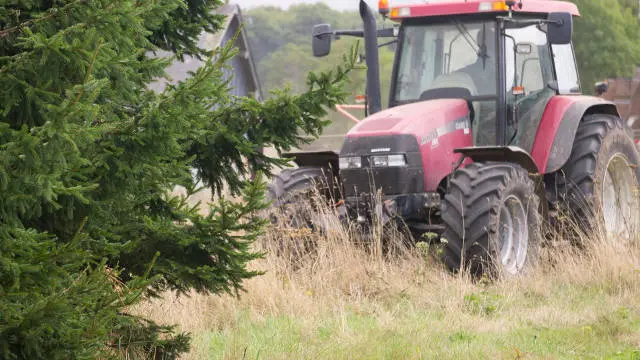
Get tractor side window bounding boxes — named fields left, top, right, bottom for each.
left=552, top=44, right=580, bottom=94
left=504, top=23, right=555, bottom=152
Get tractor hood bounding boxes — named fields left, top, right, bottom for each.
left=346, top=99, right=471, bottom=139
left=341, top=98, right=474, bottom=193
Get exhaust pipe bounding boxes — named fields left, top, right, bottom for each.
left=359, top=0, right=382, bottom=115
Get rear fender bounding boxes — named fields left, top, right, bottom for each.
left=454, top=146, right=548, bottom=217
left=530, top=96, right=619, bottom=173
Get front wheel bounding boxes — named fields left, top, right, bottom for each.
left=266, top=167, right=338, bottom=231
left=441, top=162, right=541, bottom=276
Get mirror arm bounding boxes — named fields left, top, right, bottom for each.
left=334, top=30, right=365, bottom=38
left=376, top=27, right=398, bottom=38
left=377, top=39, right=398, bottom=48
left=327, top=28, right=397, bottom=39
left=312, top=30, right=362, bottom=41
left=536, top=23, right=547, bottom=35
left=498, top=17, right=560, bottom=27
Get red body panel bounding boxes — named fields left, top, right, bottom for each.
left=390, top=0, right=579, bottom=19
left=530, top=96, right=576, bottom=172
left=531, top=95, right=610, bottom=172
left=420, top=120, right=474, bottom=191
left=346, top=99, right=473, bottom=191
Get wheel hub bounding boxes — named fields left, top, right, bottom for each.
left=602, top=153, right=640, bottom=240
left=498, top=195, right=529, bottom=275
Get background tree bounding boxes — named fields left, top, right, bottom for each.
left=572, top=0, right=640, bottom=93
left=0, top=0, right=353, bottom=358
left=246, top=3, right=394, bottom=103
left=244, top=3, right=394, bottom=151
left=618, top=0, right=640, bottom=17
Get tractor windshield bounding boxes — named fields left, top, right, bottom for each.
left=394, top=20, right=498, bottom=145
left=394, top=20, right=497, bottom=103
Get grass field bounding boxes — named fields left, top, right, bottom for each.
left=137, top=205, right=640, bottom=359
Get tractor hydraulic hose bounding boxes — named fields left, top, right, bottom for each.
left=359, top=0, right=382, bottom=115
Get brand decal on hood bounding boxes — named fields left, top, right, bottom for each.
left=420, top=115, right=471, bottom=146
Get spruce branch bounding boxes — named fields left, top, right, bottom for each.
left=73, top=39, right=103, bottom=105
left=0, top=0, right=86, bottom=38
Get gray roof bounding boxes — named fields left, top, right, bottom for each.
left=204, top=4, right=242, bottom=50
left=149, top=3, right=263, bottom=100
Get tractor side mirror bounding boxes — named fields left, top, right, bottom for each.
left=312, top=24, right=333, bottom=57
left=547, top=12, right=572, bottom=45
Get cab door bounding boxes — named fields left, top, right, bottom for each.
left=504, top=22, right=556, bottom=153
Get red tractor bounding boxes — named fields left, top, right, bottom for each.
left=268, top=0, right=640, bottom=275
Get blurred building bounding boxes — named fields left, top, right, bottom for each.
left=150, top=3, right=263, bottom=101
left=600, top=68, right=640, bottom=141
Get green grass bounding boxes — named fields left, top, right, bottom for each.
left=191, top=287, right=640, bottom=360
left=137, top=217, right=640, bottom=360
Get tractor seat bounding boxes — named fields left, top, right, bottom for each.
left=420, top=71, right=480, bottom=120
left=424, top=71, right=478, bottom=99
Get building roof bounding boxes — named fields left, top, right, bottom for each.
left=149, top=3, right=263, bottom=100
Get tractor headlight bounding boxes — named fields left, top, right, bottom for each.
left=371, top=154, right=406, bottom=167
left=339, top=156, right=362, bottom=169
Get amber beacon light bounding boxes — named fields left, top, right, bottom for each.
left=378, top=0, right=390, bottom=17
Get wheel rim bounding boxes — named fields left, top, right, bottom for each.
left=498, top=195, right=529, bottom=275
left=602, top=153, right=640, bottom=239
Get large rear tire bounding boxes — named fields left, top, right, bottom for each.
left=441, top=162, right=541, bottom=276
left=559, top=114, right=640, bottom=239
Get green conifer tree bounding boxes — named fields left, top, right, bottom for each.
left=0, top=0, right=354, bottom=358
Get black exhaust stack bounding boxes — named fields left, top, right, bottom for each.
left=359, top=0, right=382, bottom=115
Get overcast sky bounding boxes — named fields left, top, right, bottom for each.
left=233, top=0, right=427, bottom=11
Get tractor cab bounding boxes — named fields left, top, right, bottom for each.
left=390, top=0, right=580, bottom=152
left=392, top=8, right=578, bottom=152
left=314, top=0, right=578, bottom=151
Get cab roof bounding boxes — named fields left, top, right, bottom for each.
left=389, top=0, right=580, bottom=20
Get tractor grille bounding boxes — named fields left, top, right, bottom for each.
left=340, top=135, right=425, bottom=197
left=341, top=153, right=425, bottom=197
left=341, top=167, right=425, bottom=197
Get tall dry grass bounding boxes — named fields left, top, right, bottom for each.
left=134, top=192, right=640, bottom=359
